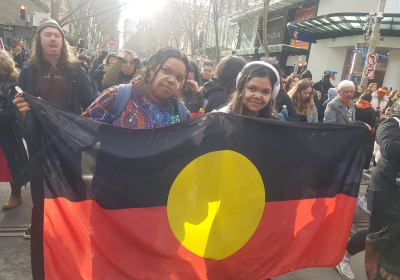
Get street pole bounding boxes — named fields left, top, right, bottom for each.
left=360, top=0, right=387, bottom=88
left=202, top=0, right=212, bottom=56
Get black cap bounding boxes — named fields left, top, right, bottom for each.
left=300, top=69, right=312, bottom=80
left=323, top=71, right=331, bottom=77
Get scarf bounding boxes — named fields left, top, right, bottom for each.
left=356, top=99, right=372, bottom=109
left=339, top=96, right=351, bottom=108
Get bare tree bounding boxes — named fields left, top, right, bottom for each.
left=210, top=0, right=227, bottom=62
left=262, top=0, right=270, bottom=57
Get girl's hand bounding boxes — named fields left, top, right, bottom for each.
left=188, top=80, right=200, bottom=93
left=13, top=93, right=31, bottom=117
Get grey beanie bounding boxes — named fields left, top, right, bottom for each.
left=36, top=18, right=64, bottom=38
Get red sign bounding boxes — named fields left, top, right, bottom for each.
left=295, top=7, right=317, bottom=21
left=367, top=53, right=378, bottom=66
left=364, top=66, right=375, bottom=79
left=0, top=38, right=4, bottom=50
left=108, top=38, right=116, bottom=46
left=200, top=55, right=207, bottom=63
left=293, top=7, right=317, bottom=48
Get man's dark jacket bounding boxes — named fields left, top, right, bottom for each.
left=18, top=61, right=94, bottom=115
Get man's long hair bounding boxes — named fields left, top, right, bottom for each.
left=30, top=32, right=77, bottom=70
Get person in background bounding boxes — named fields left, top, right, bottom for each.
left=181, top=61, right=203, bottom=114
left=313, top=71, right=334, bottom=122
left=322, top=88, right=338, bottom=108
left=90, top=50, right=108, bottom=77
left=371, top=87, right=389, bottom=119
left=219, top=61, right=281, bottom=120
left=13, top=46, right=23, bottom=70
left=388, top=90, right=398, bottom=108
left=300, top=69, right=312, bottom=82
left=284, top=73, right=300, bottom=93
left=336, top=112, right=400, bottom=280
left=92, top=52, right=116, bottom=92
left=202, top=55, right=246, bottom=113
left=19, top=41, right=30, bottom=65
left=13, top=18, right=94, bottom=238
left=78, top=49, right=91, bottom=73
left=288, top=79, right=318, bottom=123
left=271, top=61, right=298, bottom=121
left=324, top=80, right=356, bottom=124
left=355, top=93, right=376, bottom=172
left=201, top=60, right=213, bottom=85
left=353, top=85, right=363, bottom=101
left=367, top=83, right=378, bottom=93
left=101, top=49, right=144, bottom=90
left=0, top=49, right=29, bottom=210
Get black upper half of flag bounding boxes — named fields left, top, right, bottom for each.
left=26, top=95, right=369, bottom=210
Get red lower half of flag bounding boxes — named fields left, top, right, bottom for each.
left=42, top=194, right=356, bottom=280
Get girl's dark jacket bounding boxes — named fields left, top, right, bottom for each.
left=0, top=81, right=29, bottom=188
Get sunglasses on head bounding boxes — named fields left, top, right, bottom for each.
left=48, top=64, right=58, bottom=80
left=188, top=65, right=196, bottom=72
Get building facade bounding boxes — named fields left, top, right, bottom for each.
left=289, top=0, right=400, bottom=88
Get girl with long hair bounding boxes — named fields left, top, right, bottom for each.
left=288, top=79, right=318, bottom=123
left=219, top=61, right=281, bottom=119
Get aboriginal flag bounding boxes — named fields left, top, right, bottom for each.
left=26, top=94, right=368, bottom=280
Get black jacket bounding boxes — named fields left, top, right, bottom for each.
left=373, top=114, right=400, bottom=275
left=0, top=81, right=29, bottom=188
left=92, top=64, right=107, bottom=92
left=14, top=53, right=23, bottom=69
left=182, top=89, right=204, bottom=114
left=274, top=89, right=299, bottom=121
left=20, top=48, right=29, bottom=64
left=203, top=78, right=227, bottom=113
left=18, top=61, right=94, bottom=115
left=355, top=107, right=376, bottom=128
left=313, top=80, right=334, bottom=103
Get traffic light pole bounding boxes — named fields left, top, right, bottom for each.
left=360, top=0, right=386, bottom=88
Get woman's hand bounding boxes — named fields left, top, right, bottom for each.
left=103, top=65, right=110, bottom=72
left=13, top=93, right=31, bottom=117
left=187, top=80, right=200, bottom=93
left=380, top=267, right=400, bottom=280
left=117, top=50, right=128, bottom=59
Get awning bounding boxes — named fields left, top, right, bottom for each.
left=222, top=44, right=308, bottom=57
left=235, top=48, right=257, bottom=56
left=287, top=13, right=400, bottom=40
left=258, top=44, right=308, bottom=55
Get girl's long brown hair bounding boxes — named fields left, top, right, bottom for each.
left=30, top=31, right=77, bottom=70
left=288, top=79, right=314, bottom=115
left=0, top=49, right=19, bottom=83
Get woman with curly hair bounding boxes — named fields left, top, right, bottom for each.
left=288, top=79, right=318, bottom=122
left=0, top=49, right=29, bottom=209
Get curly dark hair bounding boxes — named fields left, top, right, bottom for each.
left=143, top=47, right=189, bottom=88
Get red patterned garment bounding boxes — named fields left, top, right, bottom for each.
left=82, top=78, right=189, bottom=129
left=0, top=145, right=13, bottom=183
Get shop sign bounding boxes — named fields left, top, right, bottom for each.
left=291, top=7, right=317, bottom=49
left=0, top=24, right=14, bottom=31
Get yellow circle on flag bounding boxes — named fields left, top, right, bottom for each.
left=167, top=150, right=265, bottom=260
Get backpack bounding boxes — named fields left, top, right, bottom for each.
left=106, top=84, right=190, bottom=125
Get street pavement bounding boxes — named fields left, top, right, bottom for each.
left=0, top=179, right=370, bottom=280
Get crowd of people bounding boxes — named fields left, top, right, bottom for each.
left=1, top=17, right=399, bottom=280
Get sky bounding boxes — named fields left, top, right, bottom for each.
left=120, top=0, right=168, bottom=25
left=118, top=0, right=168, bottom=47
